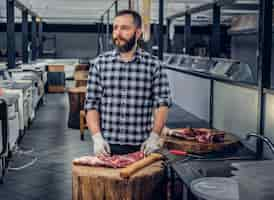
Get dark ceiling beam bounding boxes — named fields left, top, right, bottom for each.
left=14, top=0, right=40, bottom=17
left=189, top=3, right=215, bottom=15
left=101, top=0, right=117, bottom=17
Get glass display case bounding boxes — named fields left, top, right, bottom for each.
left=191, top=58, right=216, bottom=72
left=165, top=53, right=255, bottom=84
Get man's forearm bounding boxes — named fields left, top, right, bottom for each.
left=152, top=106, right=169, bottom=135
left=86, top=110, right=101, bottom=136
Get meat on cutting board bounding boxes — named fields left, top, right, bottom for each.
left=73, top=151, right=145, bottom=168
left=168, top=128, right=225, bottom=144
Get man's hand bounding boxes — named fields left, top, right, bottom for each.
left=92, top=133, right=111, bottom=156
left=141, top=132, right=162, bottom=155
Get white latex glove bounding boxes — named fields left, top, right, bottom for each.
left=141, top=132, right=162, bottom=155
left=92, top=133, right=111, bottom=156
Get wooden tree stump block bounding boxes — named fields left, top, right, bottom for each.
left=72, top=161, right=166, bottom=200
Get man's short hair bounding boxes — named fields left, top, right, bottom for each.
left=115, top=9, right=142, bottom=28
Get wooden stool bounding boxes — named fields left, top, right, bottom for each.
left=67, top=87, right=86, bottom=131
left=74, top=71, right=88, bottom=87
left=72, top=161, right=166, bottom=200
left=80, top=110, right=87, bottom=140
left=75, top=79, right=88, bottom=87
left=75, top=64, right=89, bottom=71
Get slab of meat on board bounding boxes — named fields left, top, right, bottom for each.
left=73, top=151, right=145, bottom=168
left=168, top=128, right=225, bottom=144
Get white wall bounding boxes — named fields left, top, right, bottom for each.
left=213, top=81, right=258, bottom=138
left=264, top=93, right=274, bottom=159
left=166, top=68, right=210, bottom=122
left=0, top=32, right=98, bottom=59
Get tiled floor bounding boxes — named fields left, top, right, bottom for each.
left=0, top=93, right=207, bottom=200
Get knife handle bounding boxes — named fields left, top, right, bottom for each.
left=169, top=149, right=188, bottom=156
left=120, top=153, right=163, bottom=179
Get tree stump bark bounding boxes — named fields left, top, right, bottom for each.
left=72, top=161, right=166, bottom=200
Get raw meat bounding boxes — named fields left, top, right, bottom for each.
left=195, top=129, right=225, bottom=143
left=73, top=156, right=105, bottom=166
left=168, top=128, right=225, bottom=144
left=170, top=128, right=196, bottom=140
left=73, top=151, right=145, bottom=168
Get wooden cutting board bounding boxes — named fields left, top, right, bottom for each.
left=162, top=128, right=240, bottom=154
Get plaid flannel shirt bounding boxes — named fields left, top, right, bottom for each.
left=85, top=49, right=172, bottom=145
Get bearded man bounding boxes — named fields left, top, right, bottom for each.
left=85, top=9, right=172, bottom=156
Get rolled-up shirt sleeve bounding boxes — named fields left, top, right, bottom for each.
left=152, top=62, right=172, bottom=108
left=84, top=59, right=102, bottom=111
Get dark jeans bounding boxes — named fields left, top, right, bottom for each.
left=110, top=144, right=141, bottom=155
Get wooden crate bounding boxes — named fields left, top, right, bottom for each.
left=48, top=86, right=65, bottom=93
left=48, top=65, right=64, bottom=72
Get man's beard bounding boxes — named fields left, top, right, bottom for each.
left=113, top=32, right=137, bottom=53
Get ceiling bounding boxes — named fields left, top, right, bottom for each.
left=0, top=0, right=260, bottom=25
